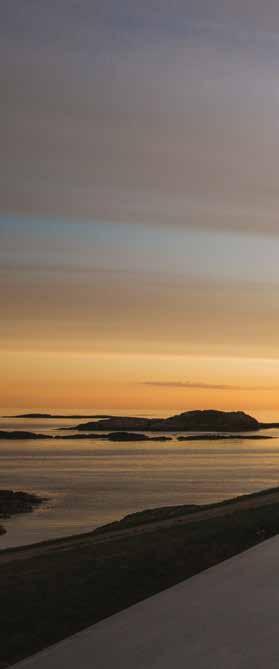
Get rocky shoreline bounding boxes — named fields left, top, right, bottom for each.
left=0, top=490, right=46, bottom=536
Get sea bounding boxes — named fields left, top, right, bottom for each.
left=1, top=408, right=279, bottom=550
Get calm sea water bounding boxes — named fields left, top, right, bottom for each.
left=1, top=408, right=279, bottom=549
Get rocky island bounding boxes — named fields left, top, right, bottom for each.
left=5, top=413, right=114, bottom=419
left=0, top=431, right=49, bottom=440
left=0, top=431, right=171, bottom=442
left=56, top=431, right=171, bottom=442
left=0, top=410, right=274, bottom=442
left=69, top=409, right=261, bottom=433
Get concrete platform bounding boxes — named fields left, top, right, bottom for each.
left=14, top=535, right=279, bottom=668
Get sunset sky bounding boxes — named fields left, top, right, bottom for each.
left=2, top=2, right=279, bottom=414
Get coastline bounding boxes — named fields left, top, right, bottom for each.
left=0, top=490, right=46, bottom=538
left=3, top=485, right=279, bottom=665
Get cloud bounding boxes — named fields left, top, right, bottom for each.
left=2, top=5, right=279, bottom=234
left=142, top=381, right=277, bottom=391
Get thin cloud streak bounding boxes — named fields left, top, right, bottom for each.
left=142, top=381, right=278, bottom=391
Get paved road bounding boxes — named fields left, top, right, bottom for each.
left=14, top=534, right=279, bottom=668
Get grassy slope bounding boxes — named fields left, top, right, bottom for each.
left=2, top=487, right=279, bottom=666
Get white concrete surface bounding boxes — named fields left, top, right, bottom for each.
left=14, top=535, right=279, bottom=668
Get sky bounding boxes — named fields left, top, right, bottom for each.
left=1, top=2, right=279, bottom=414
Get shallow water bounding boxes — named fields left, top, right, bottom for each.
left=1, top=409, right=279, bottom=549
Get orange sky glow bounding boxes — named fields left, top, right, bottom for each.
left=2, top=3, right=279, bottom=419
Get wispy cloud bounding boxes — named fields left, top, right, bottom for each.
left=142, top=381, right=277, bottom=391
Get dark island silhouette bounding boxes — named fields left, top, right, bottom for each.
left=4, top=413, right=114, bottom=420
left=0, top=430, right=272, bottom=442
left=0, top=431, right=50, bottom=440
left=5, top=409, right=279, bottom=432
left=69, top=409, right=261, bottom=433
left=0, top=430, right=171, bottom=442
left=1, top=410, right=277, bottom=441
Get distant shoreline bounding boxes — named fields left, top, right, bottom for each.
left=3, top=485, right=279, bottom=665
left=2, top=413, right=114, bottom=419
left=0, top=429, right=273, bottom=442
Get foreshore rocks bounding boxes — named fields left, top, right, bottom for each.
left=0, top=490, right=46, bottom=536
left=0, top=490, right=46, bottom=518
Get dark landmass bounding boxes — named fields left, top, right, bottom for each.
left=4, top=413, right=113, bottom=419
left=71, top=409, right=261, bottom=433
left=103, top=432, right=170, bottom=442
left=70, top=416, right=155, bottom=431
left=56, top=432, right=171, bottom=442
left=177, top=433, right=272, bottom=441
left=4, top=410, right=279, bottom=433
left=0, top=431, right=49, bottom=440
left=54, top=433, right=107, bottom=440
left=2, top=486, right=279, bottom=666
left=0, top=490, right=46, bottom=536
left=5, top=410, right=279, bottom=430
left=0, top=430, right=171, bottom=442
left=55, top=433, right=110, bottom=440
left=259, top=422, right=279, bottom=429
left=0, top=429, right=271, bottom=443
left=0, top=490, right=45, bottom=519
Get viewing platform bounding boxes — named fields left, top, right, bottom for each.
left=14, top=534, right=279, bottom=668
